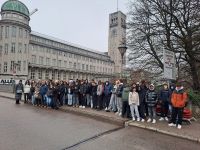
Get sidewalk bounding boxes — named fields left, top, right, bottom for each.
left=0, top=92, right=200, bottom=143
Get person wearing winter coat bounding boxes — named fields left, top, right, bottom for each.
left=146, top=84, right=158, bottom=124
left=91, top=81, right=98, bottom=109
left=115, top=79, right=124, bottom=116
left=138, top=80, right=148, bottom=122
left=129, top=87, right=140, bottom=121
left=168, top=82, right=187, bottom=129
left=108, top=82, right=117, bottom=112
left=39, top=81, right=48, bottom=107
left=67, top=82, right=74, bottom=106
left=85, top=79, right=92, bottom=107
left=121, top=85, right=131, bottom=118
left=103, top=81, right=112, bottom=111
left=73, top=81, right=80, bottom=107
left=24, top=80, right=31, bottom=103
left=97, top=80, right=104, bottom=110
left=15, top=80, right=24, bottom=104
left=79, top=80, right=87, bottom=108
left=158, top=83, right=171, bottom=121
left=58, top=81, right=66, bottom=106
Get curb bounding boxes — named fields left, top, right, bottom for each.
left=126, top=121, right=200, bottom=144
left=0, top=95, right=126, bottom=126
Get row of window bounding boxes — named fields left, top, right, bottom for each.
left=31, top=35, right=110, bottom=62
left=30, top=69, right=95, bottom=80
left=31, top=45, right=112, bottom=65
left=0, top=26, right=28, bottom=40
left=31, top=55, right=112, bottom=73
left=1, top=12, right=29, bottom=24
left=0, top=43, right=27, bottom=55
left=0, top=61, right=26, bottom=73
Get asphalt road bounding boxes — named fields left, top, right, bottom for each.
left=0, top=97, right=200, bottom=150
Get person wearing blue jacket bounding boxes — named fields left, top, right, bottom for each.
left=39, top=81, right=48, bottom=107
left=103, top=81, right=112, bottom=111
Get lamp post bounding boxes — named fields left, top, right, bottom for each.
left=118, top=42, right=127, bottom=78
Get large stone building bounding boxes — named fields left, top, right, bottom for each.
left=0, top=0, right=126, bottom=81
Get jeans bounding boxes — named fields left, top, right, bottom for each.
left=104, top=94, right=111, bottom=108
left=148, top=106, right=156, bottom=120
left=97, top=95, right=103, bottom=109
left=108, top=94, right=117, bottom=111
left=116, top=97, right=122, bottom=113
left=160, top=101, right=169, bottom=117
left=130, top=104, right=140, bottom=119
left=31, top=95, right=35, bottom=105
left=86, top=94, right=91, bottom=106
left=122, top=101, right=131, bottom=118
left=46, top=96, right=52, bottom=107
left=170, top=107, right=184, bottom=125
left=68, top=94, right=73, bottom=105
left=73, top=94, right=79, bottom=106
left=24, top=93, right=29, bottom=103
left=139, top=102, right=146, bottom=119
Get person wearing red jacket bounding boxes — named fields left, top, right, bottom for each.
left=168, top=82, right=187, bottom=129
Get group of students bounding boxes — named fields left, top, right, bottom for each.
left=15, top=78, right=188, bottom=129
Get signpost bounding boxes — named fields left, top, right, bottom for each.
left=163, top=49, right=176, bottom=80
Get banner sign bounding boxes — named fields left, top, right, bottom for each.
left=163, top=49, right=176, bottom=79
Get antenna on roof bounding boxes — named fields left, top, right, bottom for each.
left=29, top=8, right=38, bottom=16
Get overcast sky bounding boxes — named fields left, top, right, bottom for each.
left=1, top=0, right=129, bottom=52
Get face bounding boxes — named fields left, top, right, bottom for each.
left=132, top=88, right=136, bottom=92
left=164, top=85, right=168, bottom=89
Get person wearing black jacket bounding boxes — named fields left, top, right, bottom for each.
left=79, top=80, right=86, bottom=108
left=137, top=80, right=148, bottom=122
left=73, top=80, right=80, bottom=107
left=91, top=81, right=98, bottom=109
left=58, top=81, right=65, bottom=106
left=116, top=79, right=124, bottom=116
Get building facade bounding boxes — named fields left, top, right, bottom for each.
left=0, top=0, right=126, bottom=81
left=108, top=11, right=126, bottom=74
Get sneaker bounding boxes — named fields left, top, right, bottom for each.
left=152, top=119, right=156, bottom=124
left=82, top=106, right=85, bottom=109
left=159, top=117, right=164, bottom=121
left=79, top=106, right=83, bottom=108
left=165, top=117, right=168, bottom=121
left=115, top=112, right=119, bottom=115
left=168, top=123, right=176, bottom=127
left=132, top=117, right=135, bottom=121
left=177, top=124, right=182, bottom=129
left=105, top=107, right=108, bottom=111
left=147, top=118, right=152, bottom=123
left=141, top=119, right=145, bottom=122
left=137, top=118, right=140, bottom=122
left=119, top=113, right=122, bottom=116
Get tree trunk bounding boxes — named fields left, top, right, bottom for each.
left=189, top=59, right=200, bottom=90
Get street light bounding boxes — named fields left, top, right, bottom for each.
left=118, top=41, right=127, bottom=77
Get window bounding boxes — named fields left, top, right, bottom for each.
left=45, top=70, right=49, bottom=80
left=0, top=64, right=1, bottom=73
left=25, top=30, right=28, bottom=38
left=10, top=61, right=14, bottom=71
left=0, top=26, right=3, bottom=40
left=19, top=28, right=23, bottom=38
left=52, top=70, right=55, bottom=80
left=39, top=56, right=44, bottom=65
left=77, top=63, right=80, bottom=70
left=12, top=26, right=16, bottom=37
left=31, top=55, right=36, bottom=63
left=17, top=61, right=21, bottom=71
left=74, top=62, right=76, bottom=69
left=4, top=62, right=7, bottom=72
left=63, top=72, right=66, bottom=80
left=18, top=43, right=22, bottom=53
left=58, top=60, right=61, bottom=67
left=52, top=59, right=56, bottom=66
left=58, top=71, right=61, bottom=80
left=69, top=62, right=72, bottom=68
left=4, top=44, right=8, bottom=54
left=46, top=58, right=50, bottom=65
left=5, top=26, right=9, bottom=38
left=30, top=68, right=35, bottom=79
left=0, top=45, right=2, bottom=56
left=11, top=43, right=15, bottom=53
left=64, top=61, right=67, bottom=68
left=23, top=61, right=26, bottom=71
left=38, top=69, right=42, bottom=79
left=69, top=53, right=72, bottom=58
left=86, top=65, right=88, bottom=71
left=82, top=64, right=85, bottom=70
left=24, top=44, right=27, bottom=53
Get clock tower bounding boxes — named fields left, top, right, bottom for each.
left=108, top=11, right=126, bottom=74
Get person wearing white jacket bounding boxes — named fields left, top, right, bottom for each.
left=129, top=87, right=140, bottom=121
left=24, top=80, right=31, bottom=103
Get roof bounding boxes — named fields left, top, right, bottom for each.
left=1, top=0, right=29, bottom=17
left=30, top=31, right=109, bottom=57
